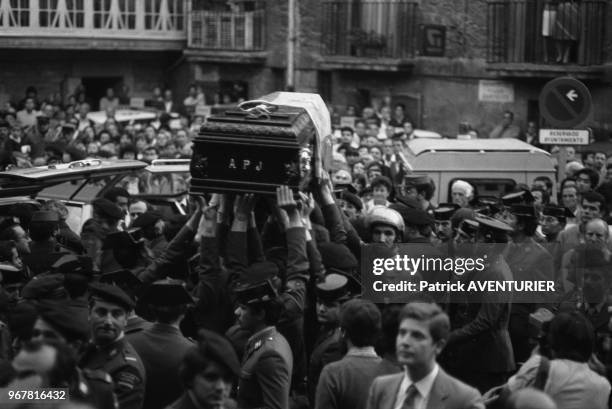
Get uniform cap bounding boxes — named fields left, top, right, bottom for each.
left=456, top=219, right=479, bottom=238
left=30, top=211, right=59, bottom=223
left=140, top=278, right=194, bottom=307
left=197, top=329, right=241, bottom=378
left=315, top=273, right=350, bottom=303
left=51, top=255, right=93, bottom=277
left=131, top=211, right=164, bottom=229
left=89, top=282, right=135, bottom=311
left=501, top=190, right=534, bottom=206
left=433, top=203, right=460, bottom=221
left=92, top=198, right=124, bottom=220
left=508, top=204, right=537, bottom=218
left=542, top=205, right=574, bottom=221
left=365, top=206, right=405, bottom=233
left=474, top=215, right=514, bottom=233
left=234, top=279, right=278, bottom=305
left=317, top=242, right=358, bottom=272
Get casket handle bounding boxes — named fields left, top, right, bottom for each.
left=238, top=100, right=279, bottom=120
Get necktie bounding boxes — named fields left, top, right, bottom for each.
left=402, top=384, right=420, bottom=409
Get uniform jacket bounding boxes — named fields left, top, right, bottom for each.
left=127, top=323, right=194, bottom=409
left=80, top=337, right=146, bottom=409
left=237, top=326, right=293, bottom=409
left=71, top=367, right=119, bottom=409
left=444, top=254, right=515, bottom=374
left=308, top=326, right=343, bottom=404
left=366, top=368, right=484, bottom=409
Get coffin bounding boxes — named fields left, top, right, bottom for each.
left=190, top=93, right=331, bottom=195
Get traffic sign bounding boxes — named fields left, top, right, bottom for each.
left=539, top=77, right=592, bottom=128
left=539, top=129, right=589, bottom=145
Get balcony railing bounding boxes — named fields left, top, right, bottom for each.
left=321, top=0, right=418, bottom=59
left=487, top=0, right=606, bottom=66
left=0, top=0, right=185, bottom=41
left=187, top=9, right=265, bottom=50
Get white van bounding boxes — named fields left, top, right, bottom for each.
left=405, top=139, right=556, bottom=204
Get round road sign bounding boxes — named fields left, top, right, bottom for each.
left=539, top=77, right=592, bottom=128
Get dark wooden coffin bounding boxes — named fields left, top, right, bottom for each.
left=190, top=104, right=318, bottom=195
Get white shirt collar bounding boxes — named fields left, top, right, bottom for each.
left=346, top=346, right=378, bottom=358
left=394, top=363, right=439, bottom=409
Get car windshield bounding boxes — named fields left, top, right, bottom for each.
left=115, top=169, right=190, bottom=196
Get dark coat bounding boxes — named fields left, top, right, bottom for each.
left=237, top=327, right=293, bottom=409
left=80, top=337, right=146, bottom=409
left=127, top=323, right=194, bottom=409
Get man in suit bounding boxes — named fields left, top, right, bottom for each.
left=127, top=279, right=194, bottom=409
left=366, top=302, right=484, bottom=409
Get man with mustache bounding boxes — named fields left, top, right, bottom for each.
left=80, top=282, right=146, bottom=409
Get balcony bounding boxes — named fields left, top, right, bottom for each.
left=0, top=0, right=186, bottom=50
left=320, top=0, right=418, bottom=71
left=184, top=8, right=266, bottom=64
left=486, top=0, right=607, bottom=79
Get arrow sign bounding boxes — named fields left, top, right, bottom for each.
left=539, top=77, right=592, bottom=128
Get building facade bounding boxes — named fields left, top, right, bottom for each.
left=0, top=0, right=610, bottom=137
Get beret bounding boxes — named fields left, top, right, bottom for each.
left=89, top=282, right=135, bottom=311
left=197, top=329, right=241, bottom=378
left=36, top=300, right=89, bottom=342
left=92, top=198, right=123, bottom=220
left=317, top=242, right=358, bottom=271
left=401, top=207, right=434, bottom=227
left=341, top=190, right=363, bottom=211
left=21, top=273, right=67, bottom=301
left=140, top=278, right=193, bottom=307
left=403, top=174, right=431, bottom=188
left=131, top=211, right=164, bottom=229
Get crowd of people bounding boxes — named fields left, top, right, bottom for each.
left=0, top=86, right=612, bottom=409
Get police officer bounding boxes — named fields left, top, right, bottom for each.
left=433, top=203, right=460, bottom=244
left=502, top=203, right=554, bottom=364
left=234, top=279, right=293, bottom=409
left=31, top=300, right=118, bottom=408
left=540, top=205, right=573, bottom=273
left=444, top=215, right=515, bottom=392
left=127, top=279, right=194, bottom=409
left=80, top=282, right=146, bottom=409
left=23, top=210, right=72, bottom=276
left=308, top=273, right=351, bottom=406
